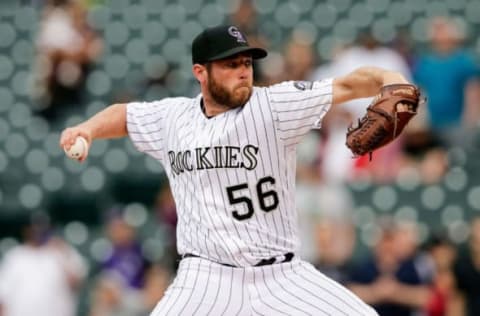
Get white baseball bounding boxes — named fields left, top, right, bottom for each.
left=64, top=136, right=88, bottom=160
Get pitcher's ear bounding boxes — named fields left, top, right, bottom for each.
left=192, top=64, right=208, bottom=83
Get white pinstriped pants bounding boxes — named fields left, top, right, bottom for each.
left=150, top=257, right=378, bottom=316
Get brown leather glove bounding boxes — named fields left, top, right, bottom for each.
left=346, top=84, right=421, bottom=159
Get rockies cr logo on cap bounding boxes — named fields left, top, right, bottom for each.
left=228, top=26, right=247, bottom=43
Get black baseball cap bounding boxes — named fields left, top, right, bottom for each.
left=191, top=25, right=267, bottom=64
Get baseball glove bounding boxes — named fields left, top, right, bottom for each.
left=346, top=83, right=421, bottom=160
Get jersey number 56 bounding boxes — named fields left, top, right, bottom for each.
left=226, top=176, right=279, bottom=221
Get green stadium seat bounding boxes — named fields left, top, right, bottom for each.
left=393, top=205, right=419, bottom=223
left=87, top=6, right=111, bottom=30
left=446, top=220, right=470, bottom=244
left=25, top=116, right=50, bottom=142
left=25, top=148, right=50, bottom=175
left=371, top=185, right=398, bottom=212
left=104, top=21, right=130, bottom=46
left=443, top=166, right=468, bottom=192
left=86, top=70, right=112, bottom=97
left=144, top=156, right=164, bottom=174
left=466, top=185, right=480, bottom=211
left=102, top=148, right=129, bottom=173
left=352, top=205, right=376, bottom=227
left=0, top=22, right=16, bottom=48
left=292, top=0, right=316, bottom=13
left=332, top=19, right=357, bottom=45
left=387, top=2, right=413, bottom=26
left=0, top=117, right=11, bottom=142
left=0, top=88, right=14, bottom=113
left=179, top=0, right=203, bottom=14
left=0, top=237, right=19, bottom=256
left=104, top=54, right=130, bottom=79
left=420, top=185, right=446, bottom=211
left=88, top=237, right=112, bottom=262
left=311, top=4, right=337, bottom=29
left=8, top=102, right=31, bottom=129
left=141, top=236, right=167, bottom=262
left=366, top=0, right=391, bottom=13
left=122, top=202, right=149, bottom=228
left=143, top=55, right=168, bottom=80
left=446, top=0, right=467, bottom=11
left=395, top=167, right=422, bottom=191
left=465, top=1, right=480, bottom=23
left=43, top=132, right=63, bottom=157
left=0, top=150, right=8, bottom=174
left=274, top=3, right=301, bottom=28
left=441, top=204, right=465, bottom=227
left=63, top=221, right=89, bottom=246
left=410, top=16, right=430, bottom=42
left=5, top=133, right=28, bottom=158
left=143, top=0, right=168, bottom=14
left=123, top=138, right=142, bottom=157
left=125, top=39, right=149, bottom=64
left=329, top=0, right=353, bottom=12
left=11, top=39, right=34, bottom=66
left=13, top=7, right=37, bottom=32
left=123, top=5, right=147, bottom=30
left=41, top=167, right=66, bottom=192
left=292, top=21, right=318, bottom=43
left=161, top=39, right=187, bottom=63
left=18, top=183, right=44, bottom=210
left=107, top=0, right=130, bottom=13
left=80, top=166, right=107, bottom=192
left=0, top=55, right=14, bottom=81
left=371, top=18, right=397, bottom=43
left=142, top=20, right=167, bottom=46
left=198, top=3, right=225, bottom=27
left=11, top=70, right=30, bottom=97
left=253, top=0, right=278, bottom=14
left=160, top=4, right=187, bottom=30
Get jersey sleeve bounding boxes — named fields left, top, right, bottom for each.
left=126, top=100, right=170, bottom=162
left=266, top=79, right=333, bottom=145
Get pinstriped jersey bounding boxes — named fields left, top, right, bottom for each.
left=126, top=79, right=333, bottom=267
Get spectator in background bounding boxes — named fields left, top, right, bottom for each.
left=278, top=31, right=317, bottom=82
left=89, top=206, right=173, bottom=316
left=0, top=213, right=87, bottom=316
left=100, top=209, right=149, bottom=290
left=88, top=207, right=150, bottom=316
left=424, top=235, right=463, bottom=316
left=33, top=0, right=102, bottom=120
left=347, top=217, right=431, bottom=316
left=454, top=217, right=480, bottom=316
left=311, top=29, right=413, bottom=183
left=89, top=264, right=170, bottom=316
left=413, top=16, right=480, bottom=148
left=295, top=180, right=355, bottom=263
left=313, top=218, right=356, bottom=285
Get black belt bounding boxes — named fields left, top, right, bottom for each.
left=183, top=252, right=294, bottom=268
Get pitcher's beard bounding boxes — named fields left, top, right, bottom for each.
left=208, top=77, right=252, bottom=109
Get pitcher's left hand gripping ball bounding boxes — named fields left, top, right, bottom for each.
left=346, top=83, right=422, bottom=159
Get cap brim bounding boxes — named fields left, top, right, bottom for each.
left=206, top=46, right=267, bottom=62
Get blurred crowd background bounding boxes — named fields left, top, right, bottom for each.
left=0, top=0, right=480, bottom=315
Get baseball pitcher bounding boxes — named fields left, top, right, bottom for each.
left=60, top=25, right=420, bottom=315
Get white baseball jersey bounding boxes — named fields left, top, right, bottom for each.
left=127, top=79, right=378, bottom=316
left=127, top=79, right=332, bottom=267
